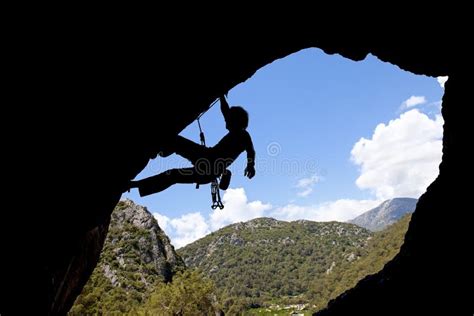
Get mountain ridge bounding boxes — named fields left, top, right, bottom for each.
left=179, top=211, right=411, bottom=313
left=178, top=217, right=373, bottom=312
left=71, top=199, right=412, bottom=314
left=349, top=197, right=417, bottom=231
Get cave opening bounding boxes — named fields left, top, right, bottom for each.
left=72, top=48, right=446, bottom=315
left=4, top=26, right=468, bottom=316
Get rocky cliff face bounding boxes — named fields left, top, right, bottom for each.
left=70, top=199, right=184, bottom=314
left=107, top=199, right=184, bottom=281
left=349, top=198, right=418, bottom=231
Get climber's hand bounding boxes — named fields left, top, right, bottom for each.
left=244, top=165, right=256, bottom=179
left=220, top=90, right=229, bottom=99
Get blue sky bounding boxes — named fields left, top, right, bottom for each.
left=122, top=48, right=446, bottom=247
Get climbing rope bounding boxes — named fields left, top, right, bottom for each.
left=196, top=98, right=219, bottom=121
left=195, top=98, right=225, bottom=210
left=197, top=118, right=206, bottom=146
left=196, top=97, right=219, bottom=146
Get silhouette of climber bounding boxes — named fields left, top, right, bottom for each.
left=128, top=95, right=256, bottom=197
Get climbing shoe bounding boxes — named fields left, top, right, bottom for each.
left=219, top=169, right=232, bottom=190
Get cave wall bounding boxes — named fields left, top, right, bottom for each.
left=2, top=25, right=469, bottom=315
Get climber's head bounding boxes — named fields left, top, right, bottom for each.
left=226, top=106, right=249, bottom=131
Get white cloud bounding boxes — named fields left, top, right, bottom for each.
left=209, top=188, right=272, bottom=230
left=153, top=212, right=170, bottom=231
left=153, top=212, right=210, bottom=249
left=400, top=96, right=427, bottom=109
left=295, top=174, right=320, bottom=197
left=351, top=109, right=443, bottom=200
left=271, top=199, right=381, bottom=222
left=169, top=213, right=210, bottom=248
left=296, top=175, right=320, bottom=188
left=437, top=76, right=448, bottom=89
left=297, top=188, right=313, bottom=197
left=152, top=188, right=271, bottom=248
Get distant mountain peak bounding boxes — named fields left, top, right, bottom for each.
left=349, top=197, right=418, bottom=231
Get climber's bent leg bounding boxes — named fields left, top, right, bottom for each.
left=131, top=168, right=214, bottom=197
left=131, top=168, right=191, bottom=197
left=174, top=136, right=210, bottom=163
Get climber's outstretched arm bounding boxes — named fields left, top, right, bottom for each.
left=220, top=95, right=230, bottom=122
left=244, top=134, right=256, bottom=179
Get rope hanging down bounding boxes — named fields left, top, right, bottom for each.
left=196, top=98, right=224, bottom=210
left=196, top=97, right=219, bottom=147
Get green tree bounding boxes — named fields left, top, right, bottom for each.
left=139, top=270, right=217, bottom=315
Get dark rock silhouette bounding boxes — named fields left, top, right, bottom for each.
left=3, top=24, right=469, bottom=316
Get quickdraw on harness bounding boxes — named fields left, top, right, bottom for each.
left=196, top=98, right=225, bottom=210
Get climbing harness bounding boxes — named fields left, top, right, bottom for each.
left=196, top=98, right=225, bottom=210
